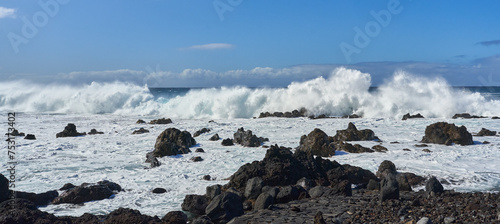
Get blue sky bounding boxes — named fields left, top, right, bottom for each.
left=0, top=0, right=499, bottom=87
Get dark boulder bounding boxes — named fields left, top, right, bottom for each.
left=162, top=211, right=188, bottom=224
left=193, top=128, right=211, bottom=137
left=396, top=174, right=412, bottom=191
left=254, top=192, right=274, bottom=210
left=136, top=119, right=146, bottom=124
left=181, top=194, right=208, bottom=216
left=244, top=177, right=263, bottom=200
left=275, top=185, right=299, bottom=203
left=452, top=113, right=485, bottom=119
left=195, top=148, right=205, bottom=153
left=342, top=114, right=361, bottom=118
left=398, top=172, right=426, bottom=186
left=191, top=156, right=204, bottom=162
left=335, top=141, right=373, bottom=153
left=152, top=188, right=167, bottom=194
left=476, top=128, right=497, bottom=136
left=341, top=164, right=378, bottom=186
left=59, top=183, right=76, bottom=191
left=367, top=179, right=380, bottom=190
left=371, top=145, right=388, bottom=152
left=24, top=134, right=36, bottom=140
left=152, top=128, right=196, bottom=157
left=380, top=173, right=399, bottom=201
left=145, top=152, right=161, bottom=168
left=233, top=127, right=268, bottom=147
left=221, top=138, right=234, bottom=146
left=149, top=118, right=173, bottom=124
left=296, top=128, right=336, bottom=157
left=205, top=192, right=243, bottom=224
left=88, top=129, right=104, bottom=135
left=52, top=181, right=121, bottom=205
left=206, top=185, right=222, bottom=200
left=209, top=134, right=220, bottom=141
left=56, top=123, right=86, bottom=138
left=402, top=113, right=424, bottom=120
left=314, top=211, right=327, bottom=224
left=0, top=199, right=62, bottom=224
left=421, top=122, right=473, bottom=145
left=308, top=181, right=352, bottom=198
left=104, top=207, right=163, bottom=224
left=6, top=129, right=25, bottom=137
left=376, top=160, right=397, bottom=179
left=132, top=128, right=150, bottom=135
left=0, top=174, right=10, bottom=203
left=15, top=190, right=58, bottom=206
left=425, top=176, right=444, bottom=196
left=333, top=122, right=379, bottom=141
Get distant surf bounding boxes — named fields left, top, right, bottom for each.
left=1, top=67, right=499, bottom=118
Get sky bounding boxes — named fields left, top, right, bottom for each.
left=0, top=0, right=499, bottom=87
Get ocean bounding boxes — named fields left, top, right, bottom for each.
left=1, top=68, right=500, bottom=217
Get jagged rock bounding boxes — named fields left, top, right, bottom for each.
left=421, top=122, right=473, bottom=145
left=297, top=128, right=336, bottom=157
left=52, top=181, right=121, bottom=205
left=162, top=211, right=188, bottom=224
left=476, top=128, right=497, bottom=136
left=425, top=176, right=444, bottom=196
left=105, top=207, right=163, bottom=224
left=149, top=118, right=173, bottom=124
left=0, top=174, right=9, bottom=203
left=398, top=172, right=426, bottom=186
left=132, top=128, right=149, bottom=135
left=152, top=188, right=167, bottom=194
left=56, top=123, right=86, bottom=138
left=244, top=177, right=263, bottom=200
left=380, top=173, right=399, bottom=201
left=15, top=190, right=58, bottom=206
left=24, top=134, right=36, bottom=140
left=233, top=127, right=268, bottom=147
left=333, top=122, right=379, bottom=141
left=205, top=192, right=243, bottom=224
left=209, top=134, right=220, bottom=141
left=335, top=141, right=373, bottom=153
left=452, top=113, right=485, bottom=119
left=221, top=138, right=234, bottom=146
left=151, top=128, right=195, bottom=157
left=402, top=113, right=424, bottom=120
left=136, top=119, right=146, bottom=124
left=181, top=194, right=208, bottom=215
left=371, top=145, right=388, bottom=152
left=308, top=181, right=352, bottom=198
left=193, top=128, right=211, bottom=137
left=88, top=129, right=104, bottom=135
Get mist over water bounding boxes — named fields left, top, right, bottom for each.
left=1, top=68, right=499, bottom=118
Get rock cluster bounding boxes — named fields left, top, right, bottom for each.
left=476, top=128, right=497, bottom=136
left=193, top=128, right=211, bottom=137
left=233, top=127, right=268, bottom=147
left=421, top=122, right=473, bottom=145
left=296, top=128, right=336, bottom=157
left=56, top=123, right=86, bottom=138
left=258, top=108, right=308, bottom=118
left=332, top=122, right=380, bottom=142
left=402, top=113, right=424, bottom=120
left=149, top=128, right=196, bottom=157
left=452, top=113, right=486, bottom=119
left=6, top=129, right=25, bottom=136
left=149, top=118, right=173, bottom=124
left=53, top=180, right=122, bottom=205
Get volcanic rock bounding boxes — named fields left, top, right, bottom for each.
left=297, top=128, right=336, bottom=157
left=105, top=207, right=163, bottom=224
left=193, top=128, right=211, bottom=137
left=371, top=145, right=388, bottom=152
left=152, top=188, right=167, bottom=194
left=244, top=177, right=263, bottom=200
left=24, top=134, right=36, bottom=140
left=145, top=152, right=161, bottom=168
left=221, top=138, right=234, bottom=146
left=136, top=119, right=146, bottom=124
left=191, top=156, right=203, bottom=162
left=425, top=176, right=444, bottom=196
left=52, top=181, right=121, bottom=205
left=181, top=194, right=208, bottom=215
left=333, top=122, right=379, bottom=141
left=233, top=127, right=268, bottom=147
left=259, top=108, right=308, bottom=118
left=195, top=148, right=205, bottom=153
left=88, top=129, right=104, bottom=135
left=0, top=199, right=62, bottom=224
left=376, top=160, right=397, bottom=179
left=15, top=190, right=58, bottom=206
left=0, top=174, right=9, bottom=203
left=151, top=128, right=195, bottom=157
left=476, top=128, right=497, bottom=136
left=56, top=123, right=86, bottom=138
left=5, top=129, right=25, bottom=137
left=59, top=183, right=76, bottom=191
left=380, top=173, right=399, bottom=201
left=162, top=211, right=188, bottom=224
left=254, top=192, right=274, bottom=210
left=335, top=141, right=373, bottom=153
left=205, top=192, right=244, bottom=224
left=149, top=118, right=173, bottom=124
left=132, top=128, right=149, bottom=134
left=421, top=122, right=473, bottom=145
left=209, top=134, right=220, bottom=141
left=452, top=113, right=485, bottom=119
left=402, top=113, right=424, bottom=120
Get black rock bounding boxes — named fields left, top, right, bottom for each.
left=206, top=185, right=221, bottom=200
left=5, top=129, right=25, bottom=137
left=221, top=138, right=234, bottom=146
left=193, top=128, right=211, bottom=137
left=152, top=128, right=195, bottom=157
left=376, top=160, right=397, bottom=179
left=476, top=128, right=497, bottom=136
left=209, top=134, right=220, bottom=141
left=145, top=151, right=161, bottom=168
left=396, top=173, right=412, bottom=191
left=203, top=175, right=212, bottom=181
left=452, top=113, right=485, bottom=119
left=52, top=181, right=121, bottom=205
left=136, top=119, right=146, bottom=124
left=371, top=145, right=388, bottom=152
left=244, top=177, right=263, bottom=200
left=297, top=128, right=336, bottom=157
left=15, top=190, right=58, bottom=206
left=149, top=118, right=173, bottom=124
left=181, top=194, right=208, bottom=215
left=314, top=211, right=327, bottom=224
left=0, top=174, right=10, bottom=203
left=421, top=122, right=473, bottom=145
left=333, top=122, right=379, bottom=141
left=0, top=199, right=61, bottom=224
left=105, top=207, right=163, bottom=224
left=335, top=141, right=373, bottom=153
left=402, top=113, right=424, bottom=120
left=275, top=185, right=300, bottom=203
left=195, top=148, right=205, bottom=153
left=152, top=188, right=167, bottom=194
left=24, top=134, right=36, bottom=140
left=205, top=192, right=243, bottom=224
left=367, top=179, right=380, bottom=190
left=59, top=183, right=76, bottom=191
left=88, top=129, right=104, bottom=135
left=56, top=123, right=86, bottom=138
left=191, top=156, right=203, bottom=162
left=425, top=176, right=444, bottom=196
left=233, top=127, right=268, bottom=147
left=191, top=215, right=214, bottom=224
left=162, top=211, right=188, bottom=224
left=132, top=128, right=149, bottom=134
left=380, top=173, right=399, bottom=201
left=254, top=192, right=274, bottom=210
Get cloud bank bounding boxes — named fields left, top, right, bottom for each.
left=0, top=7, right=15, bottom=18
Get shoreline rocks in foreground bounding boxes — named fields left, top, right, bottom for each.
left=421, top=122, right=473, bottom=145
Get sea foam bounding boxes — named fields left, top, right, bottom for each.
left=1, top=68, right=499, bottom=118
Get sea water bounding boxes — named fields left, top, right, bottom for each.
left=0, top=68, right=499, bottom=217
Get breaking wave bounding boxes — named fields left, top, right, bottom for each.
left=1, top=68, right=499, bottom=118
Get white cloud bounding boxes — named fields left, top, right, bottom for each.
left=0, top=7, right=16, bottom=19
left=183, top=43, right=234, bottom=50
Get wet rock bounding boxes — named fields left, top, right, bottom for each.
left=296, top=177, right=315, bottom=191
left=297, top=128, right=336, bottom=157
left=105, top=207, right=163, bottom=224
left=88, top=129, right=104, bottom=135
left=452, top=113, right=485, bottom=119
left=233, top=127, right=268, bottom=147
left=162, top=211, right=188, bottom=224
left=259, top=108, right=308, bottom=118
left=15, top=190, right=58, bottom=206
left=132, top=128, right=149, bottom=134
left=244, top=177, right=263, bottom=200
left=203, top=175, right=212, bottom=181
left=476, top=128, right=497, bottom=136
left=402, top=113, right=424, bottom=120
left=380, top=173, right=399, bottom=201
left=206, top=185, right=222, bottom=200
left=193, top=128, right=211, bottom=137
left=403, top=148, right=411, bottom=151
left=333, top=122, right=379, bottom=142
left=56, top=123, right=86, bottom=138
left=376, top=160, right=397, bottom=179
left=136, top=119, right=146, bottom=124
left=181, top=194, right=208, bottom=216
left=53, top=181, right=121, bottom=205
left=151, top=128, right=195, bottom=157
left=209, top=134, right=220, bottom=141
left=336, top=141, right=373, bottom=153
left=149, top=118, right=173, bottom=124
left=425, top=176, right=444, bottom=196
left=59, top=183, right=76, bottom=191
left=23, top=134, right=36, bottom=140
left=145, top=152, right=161, bottom=168
left=254, top=192, right=274, bottom=210
left=371, top=145, right=388, bottom=152
left=221, top=138, right=234, bottom=146
left=205, top=192, right=243, bottom=224
left=414, top=144, right=428, bottom=147
left=191, top=156, right=203, bottom=162
left=152, top=188, right=167, bottom=194
left=421, top=122, right=473, bottom=146
left=422, top=149, right=432, bottom=153
left=195, top=148, right=205, bottom=153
